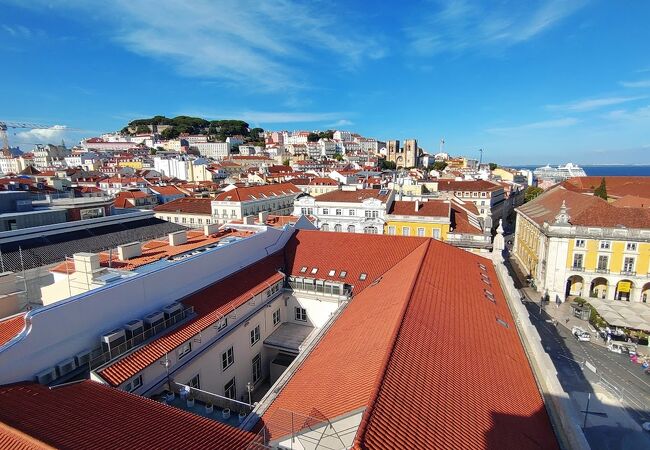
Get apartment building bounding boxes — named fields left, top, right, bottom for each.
left=293, top=187, right=393, bottom=234
left=436, top=179, right=505, bottom=223
left=195, top=142, right=231, bottom=160
left=154, top=197, right=215, bottom=228
left=0, top=227, right=559, bottom=449
left=514, top=185, right=650, bottom=303
left=211, top=182, right=302, bottom=224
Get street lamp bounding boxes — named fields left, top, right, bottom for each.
left=246, top=381, right=253, bottom=406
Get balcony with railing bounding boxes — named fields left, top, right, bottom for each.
left=89, top=305, right=194, bottom=371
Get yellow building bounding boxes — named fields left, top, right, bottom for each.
left=117, top=161, right=143, bottom=170
left=385, top=199, right=492, bottom=252
left=515, top=185, right=650, bottom=303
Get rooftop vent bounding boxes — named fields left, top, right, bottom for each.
left=35, top=367, right=57, bottom=385
left=56, top=358, right=77, bottom=377
left=117, top=242, right=142, bottom=260
left=169, top=230, right=188, bottom=246
left=484, top=289, right=496, bottom=303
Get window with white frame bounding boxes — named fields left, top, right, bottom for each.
left=188, top=374, right=200, bottom=389
left=335, top=209, right=342, bottom=215
left=221, top=347, right=234, bottom=370
left=623, top=257, right=635, bottom=273
left=432, top=228, right=441, bottom=239
left=124, top=375, right=142, bottom=392
left=575, top=239, right=585, bottom=248
left=349, top=209, right=355, bottom=216
left=600, top=240, right=611, bottom=250
left=252, top=354, right=262, bottom=384
left=417, top=227, right=425, bottom=237
left=334, top=224, right=342, bottom=232
left=217, top=317, right=228, bottom=331
left=626, top=242, right=638, bottom=251
left=273, top=308, right=281, bottom=326
left=323, top=208, right=329, bottom=215
left=178, top=342, right=192, bottom=360
left=295, top=307, right=307, bottom=321
left=388, top=226, right=396, bottom=235
left=402, top=227, right=410, bottom=236
left=250, top=325, right=261, bottom=346
left=597, top=255, right=609, bottom=271
left=321, top=223, right=329, bottom=231
left=572, top=253, right=584, bottom=269
left=224, top=377, right=236, bottom=399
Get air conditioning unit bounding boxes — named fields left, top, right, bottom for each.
left=101, top=328, right=126, bottom=353
left=56, top=358, right=77, bottom=377
left=162, top=302, right=182, bottom=320
left=74, top=349, right=92, bottom=367
left=124, top=319, right=144, bottom=340
left=143, top=311, right=165, bottom=330
left=35, top=367, right=57, bottom=385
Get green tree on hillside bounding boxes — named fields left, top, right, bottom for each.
left=524, top=186, right=544, bottom=203
left=489, top=162, right=498, bottom=171
left=307, top=132, right=319, bottom=142
left=431, top=161, right=447, bottom=171
left=594, top=178, right=608, bottom=200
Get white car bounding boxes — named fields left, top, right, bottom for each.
left=572, top=326, right=591, bottom=342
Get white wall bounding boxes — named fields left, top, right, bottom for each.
left=0, top=226, right=295, bottom=384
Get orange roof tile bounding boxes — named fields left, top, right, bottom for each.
left=212, top=182, right=301, bottom=202
left=150, top=185, right=186, bottom=196
left=312, top=189, right=389, bottom=203
left=260, top=235, right=558, bottom=449
left=388, top=200, right=450, bottom=217
left=561, top=176, right=650, bottom=199
left=154, top=197, right=212, bottom=215
left=437, top=179, right=503, bottom=192
left=97, top=253, right=284, bottom=386
left=0, top=314, right=26, bottom=347
left=0, top=381, right=257, bottom=450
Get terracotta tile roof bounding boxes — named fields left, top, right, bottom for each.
left=388, top=200, right=450, bottom=217
left=261, top=236, right=559, bottom=449
left=212, top=182, right=301, bottom=202
left=0, top=314, right=26, bottom=347
left=0, top=381, right=257, bottom=450
left=308, top=177, right=338, bottom=186
left=519, top=186, right=650, bottom=229
left=561, top=176, right=650, bottom=199
left=150, top=185, right=186, bottom=196
left=450, top=203, right=483, bottom=234
left=437, top=179, right=503, bottom=192
left=612, top=195, right=650, bottom=208
left=517, top=187, right=601, bottom=227
left=50, top=230, right=247, bottom=274
left=312, top=188, right=389, bottom=204
left=154, top=197, right=212, bottom=215
left=97, top=253, right=284, bottom=386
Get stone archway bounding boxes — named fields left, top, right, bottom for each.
left=590, top=277, right=608, bottom=299
left=615, top=279, right=634, bottom=301
left=565, top=275, right=584, bottom=297
left=642, top=282, right=650, bottom=303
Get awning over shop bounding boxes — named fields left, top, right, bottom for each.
left=588, top=298, right=650, bottom=331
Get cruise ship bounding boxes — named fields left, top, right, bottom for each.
left=533, top=163, right=587, bottom=182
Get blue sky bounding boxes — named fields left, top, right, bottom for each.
left=1, top=0, right=649, bottom=165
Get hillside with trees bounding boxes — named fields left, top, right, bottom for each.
left=120, top=116, right=263, bottom=145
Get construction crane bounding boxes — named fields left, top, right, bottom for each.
left=0, top=121, right=70, bottom=151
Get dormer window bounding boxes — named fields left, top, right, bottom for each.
left=300, top=266, right=307, bottom=273
left=311, top=268, right=318, bottom=274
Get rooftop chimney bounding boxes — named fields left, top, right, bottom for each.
left=73, top=252, right=100, bottom=275
left=117, top=242, right=142, bottom=260
left=243, top=215, right=255, bottom=225
left=259, top=211, right=269, bottom=224
left=168, top=231, right=187, bottom=246
left=204, top=223, right=220, bottom=236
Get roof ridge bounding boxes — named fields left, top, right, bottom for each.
left=352, top=239, right=432, bottom=448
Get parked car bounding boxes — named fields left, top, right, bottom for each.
left=572, top=326, right=591, bottom=342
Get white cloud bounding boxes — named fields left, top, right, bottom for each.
left=16, top=125, right=67, bottom=142
left=604, top=105, right=650, bottom=122
left=546, top=96, right=646, bottom=112
left=406, top=0, right=586, bottom=55
left=326, top=119, right=354, bottom=127
left=2, top=24, right=32, bottom=38
left=23, top=0, right=385, bottom=91
left=487, top=117, right=578, bottom=134
left=620, top=79, right=650, bottom=88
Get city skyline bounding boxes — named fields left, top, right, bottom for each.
left=1, top=0, right=649, bottom=164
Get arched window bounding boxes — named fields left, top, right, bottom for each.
left=364, top=226, right=378, bottom=234
left=321, top=223, right=329, bottom=231
left=347, top=225, right=355, bottom=233
left=334, top=224, right=342, bottom=232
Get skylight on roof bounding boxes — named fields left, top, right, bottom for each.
left=496, top=317, right=509, bottom=329
left=300, top=266, right=307, bottom=273
left=311, top=268, right=318, bottom=274
left=340, top=271, right=347, bottom=278
left=359, top=273, right=367, bottom=281
left=328, top=270, right=335, bottom=276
